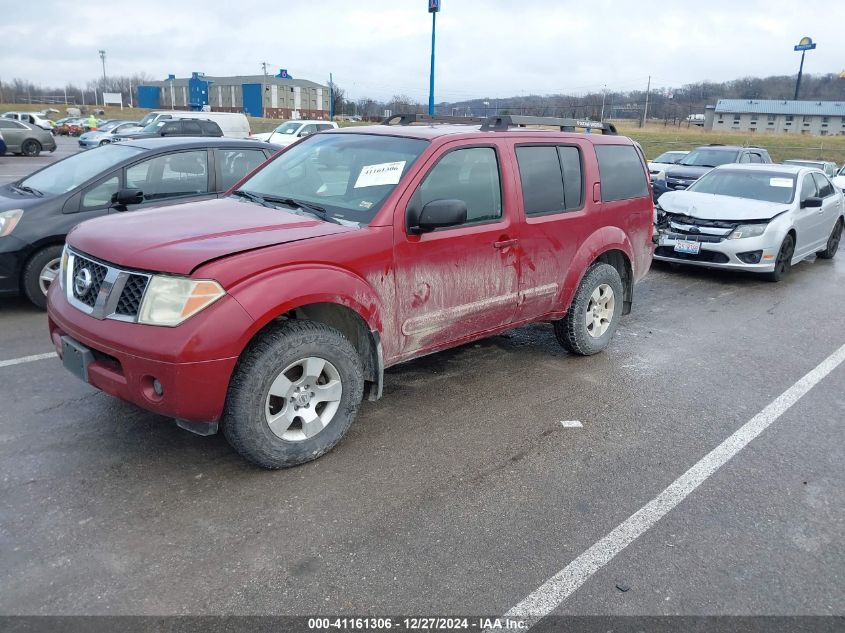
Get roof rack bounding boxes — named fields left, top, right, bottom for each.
left=381, top=113, right=484, bottom=126
left=480, top=115, right=618, bottom=135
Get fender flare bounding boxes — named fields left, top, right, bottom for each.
left=558, top=227, right=635, bottom=311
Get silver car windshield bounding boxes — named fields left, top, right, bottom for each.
left=235, top=133, right=428, bottom=224
left=680, top=149, right=741, bottom=168
left=688, top=170, right=796, bottom=204
left=19, top=144, right=144, bottom=195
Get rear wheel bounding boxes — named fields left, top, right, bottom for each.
left=765, top=234, right=795, bottom=282
left=816, top=218, right=843, bottom=260
left=21, top=139, right=41, bottom=157
left=223, top=320, right=364, bottom=469
left=554, top=263, right=624, bottom=356
left=22, top=245, right=64, bottom=309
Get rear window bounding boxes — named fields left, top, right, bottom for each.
left=595, top=145, right=648, bottom=202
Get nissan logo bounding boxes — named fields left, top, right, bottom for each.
left=74, top=267, right=93, bottom=297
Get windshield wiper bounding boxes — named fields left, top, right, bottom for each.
left=231, top=189, right=277, bottom=208
left=267, top=196, right=342, bottom=225
left=14, top=184, right=43, bottom=197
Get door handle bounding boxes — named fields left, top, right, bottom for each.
left=493, top=239, right=518, bottom=249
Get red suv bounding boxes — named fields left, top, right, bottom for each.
left=47, top=114, right=654, bottom=468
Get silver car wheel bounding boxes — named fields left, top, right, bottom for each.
left=585, top=283, right=615, bottom=338
left=38, top=257, right=62, bottom=296
left=265, top=356, right=343, bottom=442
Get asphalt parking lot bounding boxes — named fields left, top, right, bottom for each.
left=0, top=140, right=843, bottom=622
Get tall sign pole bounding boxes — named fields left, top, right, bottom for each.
left=428, top=0, right=441, bottom=115
left=793, top=36, right=817, bottom=100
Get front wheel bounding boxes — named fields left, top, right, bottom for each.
left=22, top=245, right=64, bottom=310
left=223, top=320, right=364, bottom=469
left=554, top=263, right=624, bottom=356
left=765, top=234, right=795, bottom=282
left=21, top=139, right=41, bottom=157
left=816, top=218, right=843, bottom=260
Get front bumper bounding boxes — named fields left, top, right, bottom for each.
left=47, top=282, right=255, bottom=423
left=0, top=235, right=28, bottom=294
left=654, top=229, right=779, bottom=272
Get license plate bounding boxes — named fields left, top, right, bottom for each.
left=61, top=336, right=94, bottom=383
left=674, top=240, right=701, bottom=255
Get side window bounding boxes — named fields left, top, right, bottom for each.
left=813, top=173, right=834, bottom=198
left=161, top=122, right=181, bottom=135
left=749, top=153, right=763, bottom=164
left=299, top=124, right=317, bottom=137
left=594, top=145, right=649, bottom=202
left=516, top=146, right=564, bottom=215
left=200, top=121, right=221, bottom=135
left=418, top=147, right=502, bottom=224
left=125, top=151, right=209, bottom=201
left=800, top=174, right=818, bottom=201
left=738, top=153, right=751, bottom=163
left=216, top=149, right=267, bottom=191
left=317, top=124, right=333, bottom=131
left=182, top=121, right=202, bottom=135
left=81, top=176, right=120, bottom=210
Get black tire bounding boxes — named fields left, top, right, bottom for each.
left=816, top=218, right=843, bottom=260
left=765, top=234, right=795, bottom=282
left=22, top=245, right=64, bottom=310
left=553, top=263, right=625, bottom=356
left=21, top=139, right=41, bottom=157
left=99, top=139, right=110, bottom=146
left=223, top=320, right=364, bottom=469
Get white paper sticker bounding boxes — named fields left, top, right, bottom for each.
left=770, top=177, right=793, bottom=188
left=354, top=161, right=406, bottom=188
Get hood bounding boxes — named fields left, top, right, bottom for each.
left=665, top=165, right=713, bottom=180
left=658, top=191, right=789, bottom=221
left=250, top=133, right=273, bottom=142
left=67, top=197, right=357, bottom=275
left=0, top=184, right=55, bottom=211
left=79, top=131, right=104, bottom=141
left=832, top=176, right=845, bottom=190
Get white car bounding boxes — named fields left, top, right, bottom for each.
left=647, top=150, right=689, bottom=179
left=655, top=164, right=845, bottom=281
left=2, top=111, right=54, bottom=131
left=250, top=120, right=338, bottom=147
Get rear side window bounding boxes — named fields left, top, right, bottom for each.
left=201, top=121, right=222, bottom=135
left=595, top=145, right=648, bottom=202
left=216, top=148, right=267, bottom=191
left=516, top=145, right=583, bottom=216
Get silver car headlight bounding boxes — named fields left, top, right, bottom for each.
left=0, top=209, right=24, bottom=237
left=728, top=224, right=767, bottom=240
left=138, top=276, right=225, bottom=327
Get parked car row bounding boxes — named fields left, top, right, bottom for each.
left=0, top=118, right=57, bottom=156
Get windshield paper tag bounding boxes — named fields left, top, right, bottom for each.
left=770, top=178, right=793, bottom=188
left=355, top=161, right=406, bottom=188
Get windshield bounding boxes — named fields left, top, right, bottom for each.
left=653, top=152, right=685, bottom=164
left=783, top=160, right=821, bottom=169
left=98, top=121, right=122, bottom=132
left=141, top=121, right=168, bottom=134
left=235, top=133, right=429, bottom=224
left=688, top=169, right=795, bottom=204
left=19, top=144, right=144, bottom=195
left=273, top=122, right=302, bottom=135
left=680, top=149, right=740, bottom=168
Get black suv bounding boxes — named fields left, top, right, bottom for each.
left=113, top=118, right=223, bottom=141
left=0, top=137, right=277, bottom=308
left=654, top=145, right=772, bottom=199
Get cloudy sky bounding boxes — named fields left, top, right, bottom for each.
left=2, top=0, right=843, bottom=101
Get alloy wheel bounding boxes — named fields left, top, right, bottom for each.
left=38, top=257, right=61, bottom=296
left=585, top=283, right=615, bottom=338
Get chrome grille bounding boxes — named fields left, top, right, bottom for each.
left=71, top=255, right=108, bottom=307
left=65, top=249, right=151, bottom=322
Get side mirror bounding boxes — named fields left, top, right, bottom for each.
left=111, top=188, right=144, bottom=207
left=801, top=196, right=823, bottom=208
left=410, top=199, right=468, bottom=234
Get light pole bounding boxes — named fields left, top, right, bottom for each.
left=793, top=36, right=816, bottom=100
left=427, top=0, right=441, bottom=115
left=98, top=50, right=106, bottom=105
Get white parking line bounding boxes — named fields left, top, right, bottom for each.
left=559, top=420, right=583, bottom=428
left=499, top=341, right=845, bottom=627
left=0, top=352, right=57, bottom=368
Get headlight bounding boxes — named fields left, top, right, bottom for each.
left=651, top=170, right=666, bottom=182
left=728, top=224, right=767, bottom=240
left=0, top=209, right=24, bottom=237
left=138, top=276, right=224, bottom=326
left=59, top=245, right=69, bottom=290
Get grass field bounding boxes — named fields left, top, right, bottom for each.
left=3, top=103, right=844, bottom=164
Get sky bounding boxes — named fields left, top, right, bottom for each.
left=1, top=0, right=843, bottom=102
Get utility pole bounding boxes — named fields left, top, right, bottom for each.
left=98, top=50, right=107, bottom=105
left=428, top=0, right=441, bottom=115
left=600, top=84, right=607, bottom=121
left=329, top=72, right=334, bottom=121
left=641, top=75, right=651, bottom=128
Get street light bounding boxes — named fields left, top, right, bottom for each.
left=427, top=0, right=441, bottom=116
left=793, top=36, right=816, bottom=100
